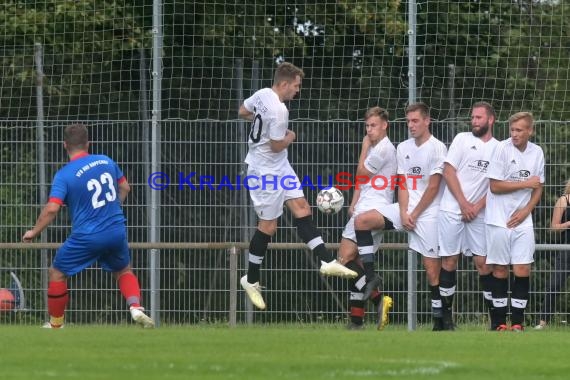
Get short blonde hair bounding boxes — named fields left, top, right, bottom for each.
left=364, top=106, right=389, bottom=122
left=508, top=112, right=534, bottom=128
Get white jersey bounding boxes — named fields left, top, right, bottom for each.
left=484, top=138, right=545, bottom=228
left=440, top=132, right=499, bottom=216
left=354, top=136, right=397, bottom=212
left=243, top=88, right=289, bottom=171
left=397, top=135, right=447, bottom=219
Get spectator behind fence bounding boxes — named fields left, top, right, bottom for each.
left=535, top=179, right=570, bottom=329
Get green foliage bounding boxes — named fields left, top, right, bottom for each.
left=1, top=1, right=567, bottom=121
left=164, top=1, right=407, bottom=120
left=0, top=127, right=36, bottom=243
left=0, top=0, right=151, bottom=119
left=417, top=0, right=570, bottom=121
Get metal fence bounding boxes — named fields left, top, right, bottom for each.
left=0, top=120, right=569, bottom=328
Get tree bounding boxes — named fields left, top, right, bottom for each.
left=0, top=0, right=150, bottom=120
left=416, top=0, right=569, bottom=122
left=163, top=0, right=407, bottom=120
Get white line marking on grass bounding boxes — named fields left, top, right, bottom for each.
left=334, top=359, right=459, bottom=377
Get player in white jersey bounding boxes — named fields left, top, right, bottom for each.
left=437, top=102, right=499, bottom=330
left=391, top=103, right=447, bottom=330
left=485, top=112, right=544, bottom=331
left=339, top=102, right=447, bottom=330
left=336, top=107, right=397, bottom=330
left=237, top=62, right=356, bottom=310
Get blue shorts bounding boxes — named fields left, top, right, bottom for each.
left=53, top=228, right=131, bottom=276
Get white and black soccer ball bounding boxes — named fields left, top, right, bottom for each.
left=316, top=187, right=344, bottom=214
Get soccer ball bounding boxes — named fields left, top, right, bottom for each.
left=316, top=187, right=344, bottom=214
left=0, top=288, right=15, bottom=312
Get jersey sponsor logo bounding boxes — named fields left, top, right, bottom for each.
left=507, top=169, right=532, bottom=181
left=467, top=159, right=490, bottom=173
left=518, top=170, right=531, bottom=178
left=252, top=98, right=268, bottom=115
left=408, top=166, right=421, bottom=175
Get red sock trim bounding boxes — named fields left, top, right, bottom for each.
left=370, top=289, right=380, bottom=301
left=350, top=307, right=365, bottom=318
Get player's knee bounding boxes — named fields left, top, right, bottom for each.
left=354, top=213, right=382, bottom=230
left=114, top=266, right=133, bottom=279
left=493, top=265, right=509, bottom=278
left=354, top=215, right=365, bottom=230
left=473, top=259, right=491, bottom=274
left=441, top=255, right=458, bottom=271
left=258, top=221, right=278, bottom=236
left=48, top=267, right=66, bottom=282
left=512, top=264, right=531, bottom=278
left=287, top=198, right=311, bottom=217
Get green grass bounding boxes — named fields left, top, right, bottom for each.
left=1, top=324, right=570, bottom=379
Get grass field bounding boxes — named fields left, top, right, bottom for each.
left=1, top=324, right=569, bottom=379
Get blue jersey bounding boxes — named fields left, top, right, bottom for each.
left=49, top=152, right=126, bottom=235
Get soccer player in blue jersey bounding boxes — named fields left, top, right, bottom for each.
left=22, top=124, right=154, bottom=328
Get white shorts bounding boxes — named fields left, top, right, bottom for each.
left=247, top=164, right=305, bottom=220
left=485, top=225, right=535, bottom=265
left=341, top=213, right=384, bottom=252
left=378, top=203, right=439, bottom=258
left=438, top=211, right=486, bottom=257
left=376, top=203, right=403, bottom=230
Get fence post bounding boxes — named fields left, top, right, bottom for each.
left=229, top=246, right=239, bottom=327
left=33, top=42, right=50, bottom=316
left=149, top=0, right=163, bottom=327
left=407, top=249, right=418, bottom=331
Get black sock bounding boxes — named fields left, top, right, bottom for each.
left=430, top=284, right=442, bottom=318
left=349, top=281, right=365, bottom=326
left=511, top=276, right=530, bottom=326
left=490, top=275, right=509, bottom=328
left=355, top=230, right=375, bottom=279
left=439, top=268, right=457, bottom=311
left=363, top=262, right=376, bottom=281
left=479, top=273, right=495, bottom=318
left=294, top=215, right=333, bottom=262
left=246, top=229, right=271, bottom=284
left=346, top=260, right=366, bottom=291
